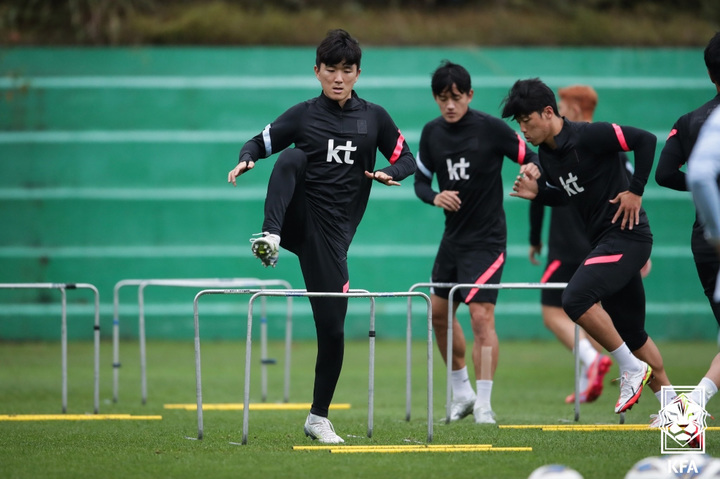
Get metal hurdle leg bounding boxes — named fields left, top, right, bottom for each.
left=191, top=288, right=304, bottom=440
left=61, top=287, right=67, bottom=413
left=405, top=282, right=457, bottom=422
left=574, top=323, right=580, bottom=421
left=260, top=295, right=271, bottom=401
left=130, top=278, right=292, bottom=405
left=0, top=282, right=100, bottom=414
left=366, top=293, right=376, bottom=437
left=75, top=283, right=101, bottom=415
left=192, top=289, right=264, bottom=440
left=446, top=282, right=568, bottom=424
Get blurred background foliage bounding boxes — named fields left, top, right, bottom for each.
left=0, top=0, right=719, bottom=46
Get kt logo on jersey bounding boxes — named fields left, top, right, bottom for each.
left=560, top=172, right=584, bottom=196
left=327, top=139, right=357, bottom=164
left=446, top=158, right=470, bottom=181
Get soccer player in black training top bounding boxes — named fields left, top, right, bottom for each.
left=414, top=61, right=538, bottom=424
left=528, top=85, right=612, bottom=405
left=656, top=32, right=720, bottom=327
left=228, top=29, right=416, bottom=443
left=503, top=78, right=673, bottom=415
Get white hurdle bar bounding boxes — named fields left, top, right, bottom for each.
left=112, top=277, right=292, bottom=404
left=0, top=282, right=100, bottom=414
left=446, top=283, right=573, bottom=423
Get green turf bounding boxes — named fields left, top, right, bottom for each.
left=0, top=339, right=717, bottom=478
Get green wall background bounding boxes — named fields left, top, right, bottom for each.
left=0, top=46, right=715, bottom=342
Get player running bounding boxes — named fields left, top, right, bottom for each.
left=503, top=78, right=672, bottom=414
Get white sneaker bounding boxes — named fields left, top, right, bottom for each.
left=449, top=395, right=476, bottom=422
left=614, top=362, right=652, bottom=413
left=249, top=232, right=280, bottom=268
left=473, top=406, right=496, bottom=425
left=303, top=413, right=344, bottom=444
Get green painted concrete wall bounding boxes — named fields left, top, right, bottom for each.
left=0, top=46, right=715, bottom=342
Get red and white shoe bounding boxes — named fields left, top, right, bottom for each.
left=615, top=362, right=652, bottom=413
left=565, top=354, right=612, bottom=404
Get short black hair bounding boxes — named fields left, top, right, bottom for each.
left=705, top=31, right=720, bottom=85
left=431, top=60, right=471, bottom=96
left=315, top=29, right=362, bottom=69
left=501, top=78, right=559, bottom=120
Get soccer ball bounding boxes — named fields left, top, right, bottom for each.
left=527, top=464, right=584, bottom=479
left=624, top=456, right=673, bottom=479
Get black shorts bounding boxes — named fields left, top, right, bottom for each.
left=562, top=235, right=651, bottom=321
left=539, top=259, right=580, bottom=307
left=431, top=240, right=505, bottom=304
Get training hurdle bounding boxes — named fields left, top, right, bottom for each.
left=0, top=282, right=100, bottom=414
left=444, top=283, right=581, bottom=423
left=406, top=282, right=587, bottom=423
left=112, top=277, right=293, bottom=404
left=190, top=288, right=374, bottom=441
left=191, top=289, right=433, bottom=445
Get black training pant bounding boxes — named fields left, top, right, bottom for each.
left=263, top=148, right=349, bottom=418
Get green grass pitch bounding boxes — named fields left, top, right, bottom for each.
left=0, top=339, right=717, bottom=478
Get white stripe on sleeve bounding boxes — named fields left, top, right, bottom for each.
left=262, top=124, right=272, bottom=157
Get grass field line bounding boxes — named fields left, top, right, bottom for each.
left=163, top=402, right=351, bottom=411
left=293, top=444, right=532, bottom=453
left=0, top=414, right=162, bottom=421
left=327, top=447, right=533, bottom=454
left=294, top=444, right=493, bottom=450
